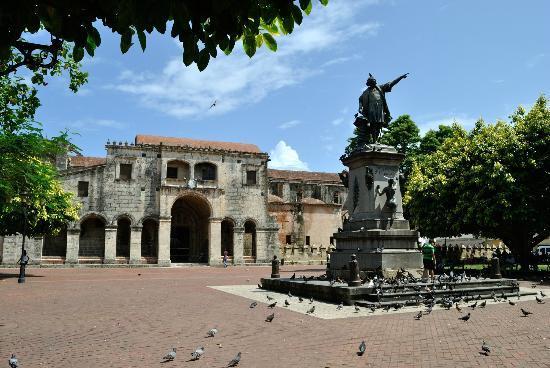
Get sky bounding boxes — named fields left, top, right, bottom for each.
left=32, top=0, right=550, bottom=173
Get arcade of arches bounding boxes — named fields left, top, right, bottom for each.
left=170, top=196, right=210, bottom=263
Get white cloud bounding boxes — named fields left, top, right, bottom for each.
left=418, top=114, right=478, bottom=135
left=108, top=0, right=381, bottom=118
left=69, top=118, right=126, bottom=132
left=331, top=117, right=345, bottom=126
left=279, top=120, right=302, bottom=129
left=269, top=141, right=309, bottom=171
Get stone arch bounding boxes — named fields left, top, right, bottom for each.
left=116, top=215, right=131, bottom=258
left=194, top=161, right=218, bottom=181
left=43, top=225, right=67, bottom=257
left=170, top=194, right=211, bottom=262
left=141, top=218, right=159, bottom=258
left=221, top=217, right=236, bottom=257
left=243, top=219, right=257, bottom=258
left=166, top=159, right=191, bottom=180
left=78, top=212, right=108, bottom=230
left=79, top=214, right=107, bottom=257
left=111, top=213, right=136, bottom=227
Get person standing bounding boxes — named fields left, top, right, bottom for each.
left=422, top=239, right=436, bottom=282
left=223, top=249, right=228, bottom=268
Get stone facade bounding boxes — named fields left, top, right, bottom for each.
left=1, top=135, right=280, bottom=266
left=267, top=170, right=347, bottom=264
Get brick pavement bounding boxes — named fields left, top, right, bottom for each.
left=1, top=266, right=549, bottom=368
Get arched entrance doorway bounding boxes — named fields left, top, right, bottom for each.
left=116, top=217, right=131, bottom=258
left=79, top=216, right=106, bottom=258
left=141, top=219, right=158, bottom=259
left=170, top=195, right=211, bottom=263
left=43, top=226, right=67, bottom=257
left=244, top=220, right=257, bottom=258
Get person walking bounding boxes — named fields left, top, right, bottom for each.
left=422, top=239, right=436, bottom=282
left=223, top=249, right=228, bottom=268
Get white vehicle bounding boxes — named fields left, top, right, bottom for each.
left=535, top=245, right=550, bottom=256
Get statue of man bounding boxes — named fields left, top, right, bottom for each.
left=356, top=73, right=408, bottom=145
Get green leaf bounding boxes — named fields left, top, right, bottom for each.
left=291, top=5, right=303, bottom=25
left=243, top=32, right=256, bottom=58
left=72, top=46, right=84, bottom=62
left=197, top=49, right=210, bottom=71
left=281, top=14, right=294, bottom=34
left=319, top=0, right=329, bottom=5
left=299, top=0, right=312, bottom=11
left=89, top=26, right=101, bottom=47
left=137, top=30, right=146, bottom=51
left=260, top=20, right=279, bottom=34
left=255, top=34, right=264, bottom=48
left=262, top=33, right=277, bottom=51
left=182, top=37, right=197, bottom=66
left=304, top=1, right=313, bottom=15
left=120, top=30, right=133, bottom=54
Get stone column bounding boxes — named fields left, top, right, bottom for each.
left=208, top=218, right=222, bottom=265
left=129, top=226, right=142, bottom=265
left=65, top=228, right=80, bottom=264
left=157, top=217, right=171, bottom=266
left=233, top=227, right=244, bottom=265
left=103, top=226, right=117, bottom=264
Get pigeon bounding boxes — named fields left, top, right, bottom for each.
left=284, top=299, right=290, bottom=307
left=265, top=313, right=275, bottom=322
left=508, top=300, right=516, bottom=306
left=336, top=302, right=343, bottom=310
left=191, top=347, right=204, bottom=361
left=455, top=303, right=462, bottom=312
left=415, top=311, right=423, bottom=320
left=521, top=308, right=533, bottom=316
left=536, top=296, right=545, bottom=304
left=369, top=306, right=376, bottom=313
left=540, top=291, right=547, bottom=298
left=481, top=340, right=491, bottom=356
left=459, top=313, right=471, bottom=321
left=267, top=301, right=277, bottom=308
left=266, top=295, right=274, bottom=301
left=383, top=305, right=391, bottom=312
left=357, top=341, right=366, bottom=356
left=299, top=297, right=304, bottom=303
left=306, top=305, right=315, bottom=314
left=257, top=283, right=263, bottom=289
left=309, top=297, right=314, bottom=304
left=470, top=302, right=478, bottom=310
left=249, top=301, right=258, bottom=308
left=290, top=273, right=296, bottom=280
left=8, top=354, right=18, bottom=368
left=162, top=348, right=177, bottom=362
left=206, top=328, right=218, bottom=337
left=209, top=100, right=217, bottom=109
left=355, top=305, right=361, bottom=313
left=479, top=300, right=486, bottom=308
left=227, top=352, right=241, bottom=367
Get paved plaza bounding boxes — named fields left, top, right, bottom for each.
left=1, top=266, right=549, bottom=367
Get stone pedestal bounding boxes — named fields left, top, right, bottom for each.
left=103, top=226, right=117, bottom=264
left=329, top=144, right=422, bottom=277
left=129, top=226, right=142, bottom=265
left=157, top=217, right=171, bottom=267
left=65, top=229, right=80, bottom=264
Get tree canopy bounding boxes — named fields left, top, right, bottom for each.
left=0, top=46, right=83, bottom=237
left=0, top=0, right=329, bottom=75
left=405, top=96, right=550, bottom=266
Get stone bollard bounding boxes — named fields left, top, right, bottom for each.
left=490, top=257, right=502, bottom=279
left=348, top=254, right=361, bottom=287
left=271, top=255, right=280, bottom=278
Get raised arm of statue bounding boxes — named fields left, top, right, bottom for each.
left=388, top=73, right=409, bottom=89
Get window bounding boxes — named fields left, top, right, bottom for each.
left=312, top=186, right=322, bottom=200
left=119, top=164, right=132, bottom=180
left=295, top=191, right=303, bottom=202
left=166, top=167, right=178, bottom=179
left=333, top=191, right=341, bottom=204
left=78, top=181, right=89, bottom=197
left=141, top=153, right=146, bottom=157
left=246, top=170, right=257, bottom=185
left=286, top=235, right=292, bottom=244
left=270, top=182, right=283, bottom=197
left=306, top=236, right=310, bottom=246
left=195, top=163, right=216, bottom=181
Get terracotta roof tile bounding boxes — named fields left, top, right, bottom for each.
left=135, top=134, right=262, bottom=154
left=267, top=169, right=341, bottom=184
left=69, top=156, right=106, bottom=168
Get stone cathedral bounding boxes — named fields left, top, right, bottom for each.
left=0, top=135, right=347, bottom=267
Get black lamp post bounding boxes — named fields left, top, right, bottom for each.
left=17, top=198, right=29, bottom=284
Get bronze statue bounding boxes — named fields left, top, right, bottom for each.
left=376, top=177, right=397, bottom=213
left=355, top=73, right=408, bottom=145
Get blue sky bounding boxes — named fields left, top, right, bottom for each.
left=33, top=0, right=550, bottom=173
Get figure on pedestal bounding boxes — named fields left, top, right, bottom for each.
left=354, top=73, right=409, bottom=147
